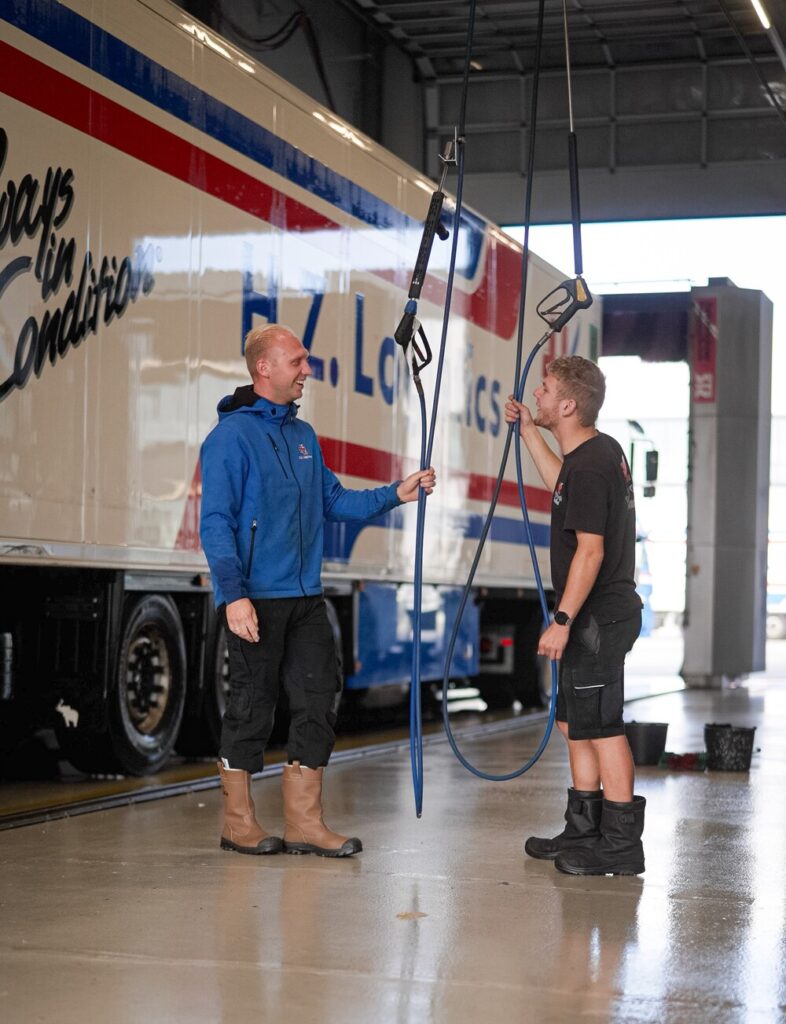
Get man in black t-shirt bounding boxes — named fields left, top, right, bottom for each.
left=505, top=356, right=645, bottom=876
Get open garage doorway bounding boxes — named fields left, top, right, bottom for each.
left=506, top=216, right=786, bottom=691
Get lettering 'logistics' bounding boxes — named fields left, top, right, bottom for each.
left=241, top=284, right=505, bottom=436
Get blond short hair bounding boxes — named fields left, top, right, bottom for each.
left=244, top=324, right=297, bottom=379
left=548, top=356, right=606, bottom=426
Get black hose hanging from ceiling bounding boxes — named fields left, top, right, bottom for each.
left=216, top=4, right=338, bottom=113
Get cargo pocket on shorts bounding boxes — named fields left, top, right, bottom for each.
left=571, top=683, right=604, bottom=734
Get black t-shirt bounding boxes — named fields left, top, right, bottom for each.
left=550, top=432, right=641, bottom=624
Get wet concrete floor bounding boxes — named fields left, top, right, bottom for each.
left=1, top=651, right=785, bottom=1022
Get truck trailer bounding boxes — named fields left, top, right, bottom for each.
left=0, top=0, right=601, bottom=775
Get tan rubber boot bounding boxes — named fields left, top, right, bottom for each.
left=218, top=763, right=283, bottom=855
left=282, top=761, right=362, bottom=857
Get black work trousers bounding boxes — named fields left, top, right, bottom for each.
left=219, top=596, right=340, bottom=773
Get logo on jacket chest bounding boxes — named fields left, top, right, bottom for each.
left=297, top=443, right=312, bottom=461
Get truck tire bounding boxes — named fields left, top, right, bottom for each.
left=58, top=594, right=187, bottom=775
left=110, top=594, right=187, bottom=774
left=176, top=620, right=229, bottom=756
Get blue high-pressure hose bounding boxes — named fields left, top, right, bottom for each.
left=401, top=0, right=593, bottom=811
left=402, top=0, right=478, bottom=818
left=404, top=0, right=548, bottom=810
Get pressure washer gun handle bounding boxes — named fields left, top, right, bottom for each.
left=408, top=190, right=448, bottom=300
left=394, top=301, right=433, bottom=373
left=412, top=324, right=432, bottom=372
left=536, top=276, right=593, bottom=334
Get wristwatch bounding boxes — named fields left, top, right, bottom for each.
left=553, top=610, right=573, bottom=626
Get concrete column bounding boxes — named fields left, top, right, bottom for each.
left=682, top=280, right=772, bottom=688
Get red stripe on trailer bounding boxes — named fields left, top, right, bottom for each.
left=0, top=40, right=523, bottom=335
left=319, top=438, right=551, bottom=512
left=0, top=41, right=331, bottom=233
left=174, top=437, right=551, bottom=551
left=466, top=474, right=552, bottom=513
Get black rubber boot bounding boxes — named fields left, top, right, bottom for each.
left=555, top=795, right=646, bottom=876
left=524, top=788, right=603, bottom=860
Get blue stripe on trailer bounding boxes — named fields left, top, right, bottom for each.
left=324, top=509, right=550, bottom=563
left=0, top=0, right=484, bottom=276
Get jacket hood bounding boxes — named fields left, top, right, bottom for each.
left=217, top=385, right=299, bottom=421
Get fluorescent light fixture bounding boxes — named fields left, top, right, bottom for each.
left=751, top=0, right=771, bottom=30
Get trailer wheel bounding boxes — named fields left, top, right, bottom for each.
left=176, top=621, right=229, bottom=756
left=109, top=595, right=187, bottom=774
left=57, top=595, right=187, bottom=775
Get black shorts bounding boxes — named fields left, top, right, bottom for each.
left=556, top=610, right=642, bottom=740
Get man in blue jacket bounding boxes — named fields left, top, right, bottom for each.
left=200, top=323, right=435, bottom=859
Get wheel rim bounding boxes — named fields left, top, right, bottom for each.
left=125, top=626, right=173, bottom=735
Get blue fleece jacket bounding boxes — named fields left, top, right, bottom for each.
left=199, top=387, right=402, bottom=606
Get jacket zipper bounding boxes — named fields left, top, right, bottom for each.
left=280, top=422, right=306, bottom=596
left=268, top=434, right=289, bottom=478
left=245, top=519, right=257, bottom=577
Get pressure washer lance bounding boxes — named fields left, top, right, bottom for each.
left=392, top=135, right=462, bottom=817
left=399, top=0, right=596, bottom=806
left=437, top=274, right=593, bottom=784
left=393, top=135, right=458, bottom=388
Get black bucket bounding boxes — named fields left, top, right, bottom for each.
left=624, top=721, right=668, bottom=766
left=704, top=723, right=756, bottom=771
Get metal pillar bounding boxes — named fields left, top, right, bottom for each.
left=682, top=279, right=772, bottom=689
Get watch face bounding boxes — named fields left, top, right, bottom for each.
left=554, top=611, right=570, bottom=625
